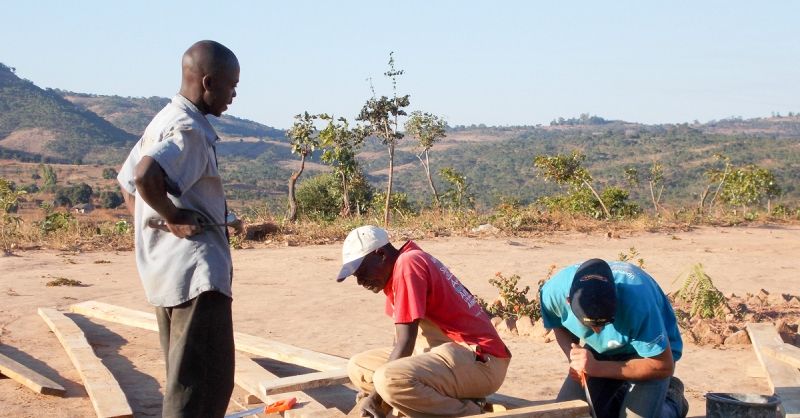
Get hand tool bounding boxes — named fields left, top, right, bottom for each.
left=580, top=371, right=597, bottom=418
left=577, top=338, right=597, bottom=418
left=224, top=397, right=297, bottom=418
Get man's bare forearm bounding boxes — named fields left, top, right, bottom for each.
left=133, top=156, right=178, bottom=222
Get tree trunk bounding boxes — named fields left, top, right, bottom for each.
left=709, top=167, right=729, bottom=209
left=582, top=180, right=611, bottom=219
left=649, top=181, right=658, bottom=215
left=339, top=171, right=351, bottom=217
left=286, top=153, right=306, bottom=222
left=384, top=142, right=395, bottom=227
left=416, top=150, right=440, bottom=207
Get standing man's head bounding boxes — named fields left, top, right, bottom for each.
left=180, top=40, right=239, bottom=117
left=336, top=226, right=398, bottom=293
left=567, top=259, right=617, bottom=333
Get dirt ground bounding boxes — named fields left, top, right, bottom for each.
left=1, top=225, right=798, bottom=418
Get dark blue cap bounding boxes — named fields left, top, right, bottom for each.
left=569, top=259, right=617, bottom=327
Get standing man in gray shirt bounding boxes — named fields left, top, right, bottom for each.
left=117, top=40, right=239, bottom=418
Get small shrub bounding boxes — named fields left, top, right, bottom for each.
left=617, top=247, right=645, bottom=269
left=39, top=212, right=75, bottom=234
left=478, top=272, right=543, bottom=320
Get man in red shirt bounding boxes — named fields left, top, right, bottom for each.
left=337, top=226, right=511, bottom=418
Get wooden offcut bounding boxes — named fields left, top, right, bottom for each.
left=71, top=301, right=348, bottom=371
left=261, top=368, right=349, bottom=395
left=468, top=399, right=590, bottom=418
left=0, top=351, right=65, bottom=396
left=38, top=307, right=133, bottom=418
left=746, top=323, right=800, bottom=417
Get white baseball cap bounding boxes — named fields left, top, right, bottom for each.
left=336, top=225, right=390, bottom=282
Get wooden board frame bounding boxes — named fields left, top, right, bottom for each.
left=38, top=307, right=133, bottom=418
left=69, top=301, right=348, bottom=415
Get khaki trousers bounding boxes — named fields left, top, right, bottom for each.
left=347, top=321, right=510, bottom=417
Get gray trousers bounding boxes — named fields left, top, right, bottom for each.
left=156, top=291, right=235, bottom=418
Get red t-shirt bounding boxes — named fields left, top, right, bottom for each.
left=384, top=241, right=510, bottom=359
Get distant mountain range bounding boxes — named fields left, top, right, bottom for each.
left=1, top=61, right=798, bottom=207
left=0, top=62, right=284, bottom=163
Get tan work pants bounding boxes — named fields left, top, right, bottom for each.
left=347, top=321, right=510, bottom=417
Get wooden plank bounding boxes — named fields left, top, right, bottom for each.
left=261, top=368, right=349, bottom=396
left=763, top=343, right=800, bottom=370
left=235, top=352, right=328, bottom=416
left=38, top=308, right=133, bottom=418
left=70, top=300, right=158, bottom=332
left=234, top=333, right=347, bottom=372
left=0, top=351, right=66, bottom=396
left=468, top=399, right=589, bottom=418
left=746, top=323, right=800, bottom=417
left=71, top=301, right=347, bottom=371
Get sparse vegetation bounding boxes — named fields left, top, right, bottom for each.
left=671, top=264, right=729, bottom=320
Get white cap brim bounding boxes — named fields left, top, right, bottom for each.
left=336, top=256, right=366, bottom=282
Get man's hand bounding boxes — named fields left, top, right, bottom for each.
left=164, top=208, right=203, bottom=238
left=569, top=343, right=597, bottom=376
left=361, top=391, right=386, bottom=418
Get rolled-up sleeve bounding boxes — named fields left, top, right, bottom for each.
left=117, top=143, right=141, bottom=194
left=144, top=127, right=209, bottom=196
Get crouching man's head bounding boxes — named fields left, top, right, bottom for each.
left=567, top=258, right=617, bottom=334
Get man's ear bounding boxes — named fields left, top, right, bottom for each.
left=566, top=297, right=571, bottom=305
left=201, top=75, right=212, bottom=91
left=375, top=248, right=386, bottom=260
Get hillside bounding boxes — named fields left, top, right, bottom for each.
left=2, top=60, right=798, bottom=210
left=0, top=63, right=136, bottom=163
left=60, top=91, right=284, bottom=140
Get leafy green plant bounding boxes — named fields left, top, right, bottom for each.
left=478, top=272, right=545, bottom=320
left=0, top=177, right=27, bottom=254
left=439, top=167, right=475, bottom=210
left=672, top=264, right=728, bottom=320
left=617, top=247, right=645, bottom=269
left=405, top=111, right=447, bottom=206
left=39, top=211, right=75, bottom=234
left=533, top=150, right=611, bottom=219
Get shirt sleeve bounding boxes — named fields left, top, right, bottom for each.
left=627, top=304, right=669, bottom=358
left=117, top=142, right=141, bottom=194
left=540, top=281, right=564, bottom=329
left=391, top=252, right=430, bottom=324
left=143, top=126, right=209, bottom=196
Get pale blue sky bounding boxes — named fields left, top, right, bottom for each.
left=3, top=1, right=799, bottom=129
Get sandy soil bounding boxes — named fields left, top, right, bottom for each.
left=1, top=225, right=798, bottom=418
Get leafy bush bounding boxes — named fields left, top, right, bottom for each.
left=371, top=191, right=417, bottom=219
left=39, top=211, right=75, bottom=234
left=601, top=187, right=641, bottom=218
left=54, top=182, right=93, bottom=207
left=102, top=167, right=118, bottom=180
left=99, top=190, right=123, bottom=209
left=296, top=173, right=341, bottom=221
left=478, top=272, right=544, bottom=320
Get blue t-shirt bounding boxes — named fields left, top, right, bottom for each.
left=540, top=261, right=682, bottom=361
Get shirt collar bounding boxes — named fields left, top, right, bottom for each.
left=382, top=240, right=419, bottom=294
left=171, top=94, right=219, bottom=145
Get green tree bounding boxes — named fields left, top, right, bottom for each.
left=39, top=164, right=57, bottom=192
left=533, top=151, right=611, bottom=219
left=285, top=112, right=319, bottom=222
left=357, top=52, right=410, bottom=226
left=405, top=111, right=447, bottom=207
left=647, top=161, right=665, bottom=215
left=318, top=114, right=367, bottom=216
left=439, top=167, right=474, bottom=209
left=54, top=183, right=93, bottom=207
left=720, top=164, right=780, bottom=213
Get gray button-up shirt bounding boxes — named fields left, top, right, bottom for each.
left=118, top=94, right=232, bottom=307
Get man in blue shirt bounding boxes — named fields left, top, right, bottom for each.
left=540, top=259, right=688, bottom=418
